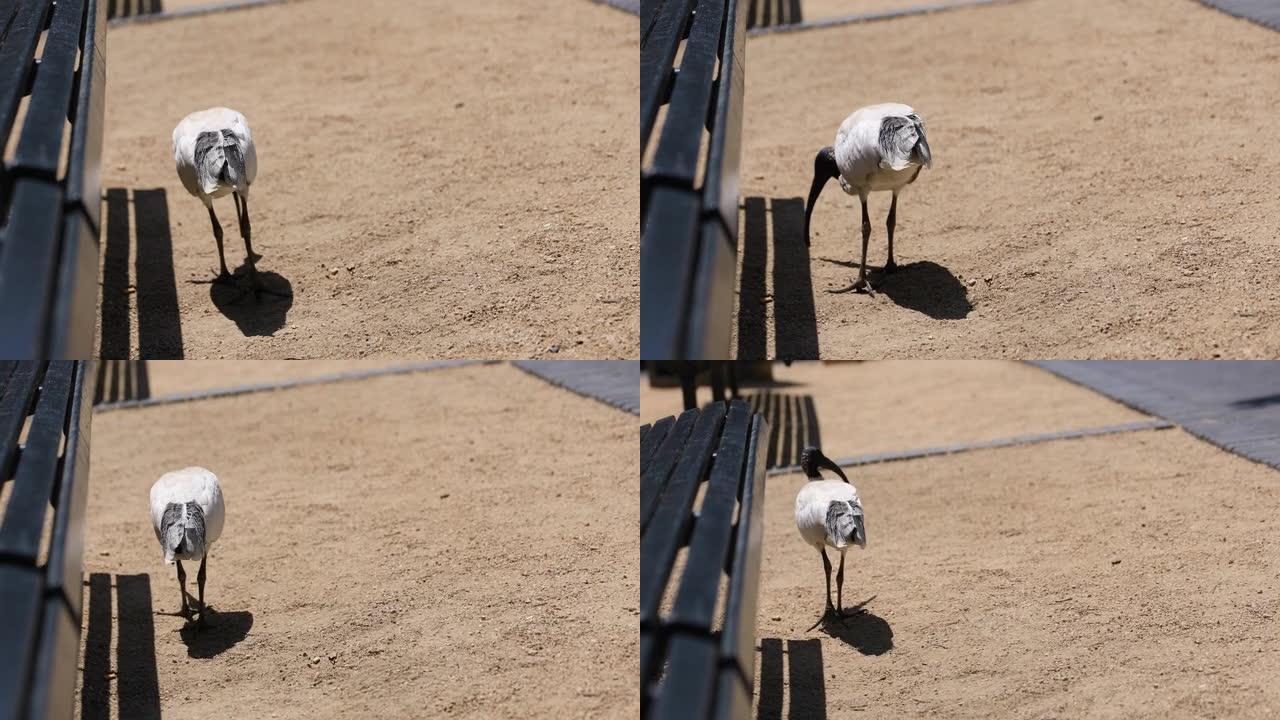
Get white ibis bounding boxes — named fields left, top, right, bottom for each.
left=150, top=467, right=225, bottom=627
left=805, top=103, right=932, bottom=293
left=173, top=107, right=286, bottom=297
left=794, top=446, right=865, bottom=629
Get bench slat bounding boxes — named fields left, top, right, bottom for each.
left=668, top=400, right=750, bottom=630
left=0, top=0, right=51, bottom=147
left=49, top=213, right=100, bottom=358
left=25, top=593, right=80, bottom=720
left=701, top=0, right=746, bottom=234
left=650, top=633, right=719, bottom=720
left=0, top=179, right=64, bottom=354
left=718, top=413, right=768, bottom=689
left=64, top=0, right=107, bottom=234
left=639, top=401, right=726, bottom=626
left=640, top=415, right=674, bottom=475
left=640, top=186, right=701, bottom=358
left=681, top=220, right=736, bottom=358
left=639, top=406, right=699, bottom=532
left=0, top=361, right=74, bottom=563
left=648, top=0, right=726, bottom=189
left=639, top=0, right=695, bottom=156
left=43, top=361, right=92, bottom=619
left=0, top=362, right=41, bottom=483
left=0, top=565, right=43, bottom=719
left=712, top=669, right=752, bottom=720
left=10, top=0, right=86, bottom=180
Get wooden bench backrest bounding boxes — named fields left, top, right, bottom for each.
left=0, top=0, right=107, bottom=358
left=640, top=0, right=746, bottom=359
left=0, top=361, right=94, bottom=720
left=640, top=399, right=768, bottom=719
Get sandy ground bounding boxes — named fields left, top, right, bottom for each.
left=755, top=428, right=1280, bottom=718
left=733, top=0, right=1280, bottom=359
left=137, top=359, right=414, bottom=396
left=97, top=0, right=637, bottom=359
left=77, top=363, right=636, bottom=719
left=640, top=361, right=1148, bottom=456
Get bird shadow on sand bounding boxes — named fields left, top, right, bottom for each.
left=205, top=264, right=293, bottom=337
left=817, top=258, right=973, bottom=320
left=738, top=196, right=819, bottom=360
left=816, top=596, right=894, bottom=656
left=178, top=607, right=254, bottom=659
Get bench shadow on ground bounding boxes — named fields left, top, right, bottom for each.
left=82, top=573, right=161, bottom=720
left=208, top=265, right=293, bottom=337
left=757, top=601, right=893, bottom=719
left=747, top=0, right=802, bottom=28
left=101, top=188, right=185, bottom=359
left=93, top=360, right=151, bottom=404
left=106, top=0, right=164, bottom=19
left=739, top=197, right=820, bottom=361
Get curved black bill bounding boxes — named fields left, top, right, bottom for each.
left=804, top=146, right=839, bottom=247
left=818, top=453, right=849, bottom=484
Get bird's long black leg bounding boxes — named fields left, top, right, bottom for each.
left=857, top=196, right=872, bottom=290
left=208, top=206, right=233, bottom=283
left=885, top=193, right=899, bottom=274
left=176, top=559, right=189, bottom=616
left=808, top=548, right=835, bottom=631
left=836, top=551, right=845, bottom=614
left=233, top=192, right=257, bottom=282
left=196, top=552, right=208, bottom=627
left=830, top=196, right=873, bottom=294
left=235, top=192, right=289, bottom=299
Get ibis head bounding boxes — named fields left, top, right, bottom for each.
left=800, top=445, right=848, bottom=483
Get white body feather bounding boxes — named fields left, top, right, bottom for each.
left=173, top=107, right=257, bottom=203
left=795, top=479, right=863, bottom=550
left=149, top=467, right=225, bottom=564
left=834, top=102, right=929, bottom=196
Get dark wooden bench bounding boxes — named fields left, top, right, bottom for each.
left=0, top=361, right=95, bottom=720
left=640, top=0, right=747, bottom=359
left=0, top=0, right=108, bottom=358
left=640, top=398, right=769, bottom=719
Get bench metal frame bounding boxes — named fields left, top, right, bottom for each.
left=0, top=361, right=95, bottom=720
left=640, top=0, right=746, bottom=359
left=0, top=0, right=108, bottom=358
left=640, top=399, right=768, bottom=719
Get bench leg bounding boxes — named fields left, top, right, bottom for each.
left=679, top=366, right=697, bottom=410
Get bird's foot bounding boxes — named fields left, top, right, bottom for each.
left=806, top=604, right=840, bottom=631
left=827, top=276, right=872, bottom=294
left=191, top=269, right=238, bottom=287
left=838, top=606, right=867, bottom=619
left=882, top=259, right=899, bottom=274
